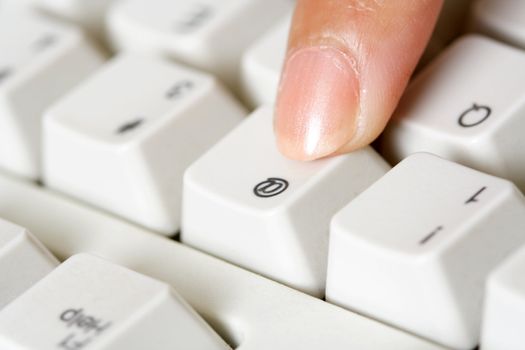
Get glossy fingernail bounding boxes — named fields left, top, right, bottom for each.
left=274, top=47, right=360, bottom=160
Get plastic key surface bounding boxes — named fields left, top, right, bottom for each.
left=34, top=0, right=115, bottom=40
left=481, top=244, right=525, bottom=350
left=182, top=106, right=390, bottom=296
left=0, top=217, right=58, bottom=310
left=381, top=35, right=525, bottom=191
left=107, top=0, right=291, bottom=90
left=43, top=53, right=245, bottom=235
left=326, top=152, right=525, bottom=349
left=0, top=253, right=231, bottom=350
left=0, top=7, right=103, bottom=179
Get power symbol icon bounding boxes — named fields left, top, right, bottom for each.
left=458, top=103, right=491, bottom=128
left=253, top=178, right=289, bottom=198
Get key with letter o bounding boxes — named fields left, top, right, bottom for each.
left=380, top=35, right=525, bottom=191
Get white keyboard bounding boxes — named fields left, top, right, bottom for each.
left=1, top=0, right=525, bottom=349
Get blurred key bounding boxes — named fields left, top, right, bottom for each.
left=107, top=0, right=292, bottom=90
left=326, top=153, right=525, bottom=349
left=33, top=0, right=115, bottom=40
left=240, top=14, right=290, bottom=107
left=0, top=8, right=103, bottom=179
left=469, top=0, right=525, bottom=50
left=0, top=253, right=231, bottom=350
left=0, top=217, right=58, bottom=309
left=481, top=245, right=525, bottom=350
left=43, top=54, right=245, bottom=234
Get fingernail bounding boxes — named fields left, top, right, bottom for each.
left=274, top=47, right=360, bottom=160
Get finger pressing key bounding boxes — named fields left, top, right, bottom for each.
left=274, top=0, right=443, bottom=160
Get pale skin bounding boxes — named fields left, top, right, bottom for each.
left=274, top=0, right=444, bottom=160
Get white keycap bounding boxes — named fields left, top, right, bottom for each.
left=240, top=14, right=290, bottom=107
left=0, top=253, right=230, bottom=350
left=380, top=35, right=525, bottom=191
left=469, top=0, right=525, bottom=50
left=181, top=106, right=389, bottom=296
left=0, top=217, right=58, bottom=309
left=326, top=152, right=525, bottom=349
left=107, top=0, right=292, bottom=90
left=481, top=245, right=525, bottom=350
left=34, top=0, right=114, bottom=40
left=0, top=8, right=103, bottom=179
left=0, top=172, right=447, bottom=350
left=43, top=53, right=245, bottom=235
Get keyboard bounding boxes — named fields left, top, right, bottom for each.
left=1, top=0, right=525, bottom=349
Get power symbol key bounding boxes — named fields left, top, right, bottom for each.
left=253, top=178, right=288, bottom=198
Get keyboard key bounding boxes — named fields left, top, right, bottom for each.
left=43, top=53, right=245, bottom=235
left=326, top=152, right=525, bottom=349
left=0, top=217, right=58, bottom=309
left=0, top=8, right=103, bottom=179
left=33, top=0, right=114, bottom=40
left=0, top=253, right=230, bottom=350
left=181, top=106, right=389, bottom=296
left=469, top=0, right=525, bottom=50
left=0, top=171, right=446, bottom=350
left=381, top=35, right=525, bottom=191
left=481, top=245, right=525, bottom=350
left=240, top=14, right=290, bottom=107
left=107, top=0, right=292, bottom=90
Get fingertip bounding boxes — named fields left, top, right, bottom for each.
left=274, top=47, right=360, bottom=161
left=274, top=0, right=443, bottom=161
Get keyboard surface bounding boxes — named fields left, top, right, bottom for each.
left=1, top=0, right=525, bottom=349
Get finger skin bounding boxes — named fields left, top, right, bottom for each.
left=274, top=0, right=443, bottom=160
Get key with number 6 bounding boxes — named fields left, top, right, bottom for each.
left=326, top=152, right=525, bottom=349
left=43, top=54, right=245, bottom=235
